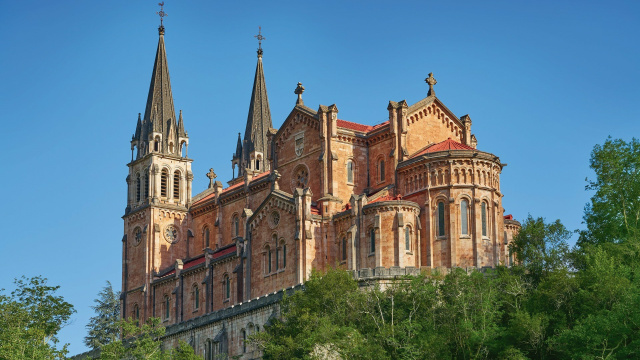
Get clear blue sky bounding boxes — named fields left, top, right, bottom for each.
left=1, top=0, right=639, bottom=355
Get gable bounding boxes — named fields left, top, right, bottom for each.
left=405, top=97, right=465, bottom=155
left=247, top=190, right=296, bottom=231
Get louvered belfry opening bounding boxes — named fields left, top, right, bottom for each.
left=173, top=171, right=180, bottom=200
left=161, top=169, right=168, bottom=198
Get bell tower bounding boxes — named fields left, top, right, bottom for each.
left=121, top=12, right=193, bottom=323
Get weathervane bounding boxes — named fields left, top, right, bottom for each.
left=254, top=26, right=266, bottom=57
left=157, top=2, right=168, bottom=33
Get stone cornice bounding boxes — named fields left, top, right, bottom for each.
left=397, top=149, right=501, bottom=170
left=362, top=200, right=420, bottom=215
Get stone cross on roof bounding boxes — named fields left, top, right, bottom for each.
left=295, top=82, right=305, bottom=105
left=206, top=168, right=217, bottom=188
left=425, top=72, right=437, bottom=97
left=254, top=26, right=265, bottom=57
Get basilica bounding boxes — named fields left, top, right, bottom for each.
left=120, top=21, right=521, bottom=359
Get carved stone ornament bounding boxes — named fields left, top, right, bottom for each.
left=269, top=210, right=281, bottom=229
left=291, top=165, right=309, bottom=192
left=133, top=227, right=142, bottom=247
left=295, top=134, right=304, bottom=157
left=163, top=224, right=179, bottom=244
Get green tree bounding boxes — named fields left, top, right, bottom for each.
left=509, top=215, right=572, bottom=285
left=96, top=317, right=202, bottom=360
left=85, top=281, right=121, bottom=349
left=581, top=137, right=640, bottom=246
left=0, top=276, right=75, bottom=360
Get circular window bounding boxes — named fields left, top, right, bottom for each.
left=164, top=224, right=179, bottom=244
left=133, top=227, right=142, bottom=246
left=291, top=165, right=309, bottom=191
left=270, top=211, right=281, bottom=228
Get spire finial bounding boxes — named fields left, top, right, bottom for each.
left=425, top=72, right=437, bottom=97
left=157, top=2, right=168, bottom=35
left=254, top=26, right=266, bottom=57
left=295, top=82, right=305, bottom=105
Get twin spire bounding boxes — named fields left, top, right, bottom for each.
left=234, top=27, right=273, bottom=177
left=132, top=14, right=272, bottom=178
left=131, top=14, right=187, bottom=160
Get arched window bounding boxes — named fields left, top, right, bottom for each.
left=154, top=139, right=159, bottom=152
left=242, top=329, right=247, bottom=353
left=342, top=237, right=347, bottom=261
left=282, top=243, right=287, bottom=268
left=504, top=231, right=508, bottom=245
left=193, top=285, right=200, bottom=310
left=276, top=244, right=280, bottom=271
left=164, top=295, right=170, bottom=320
left=461, top=200, right=469, bottom=235
left=437, top=201, right=446, bottom=237
left=136, top=174, right=141, bottom=202
left=233, top=216, right=240, bottom=237
left=133, top=304, right=139, bottom=325
left=223, top=275, right=230, bottom=301
left=369, top=228, right=375, bottom=254
left=378, top=159, right=385, bottom=182
left=268, top=247, right=272, bottom=273
left=347, top=160, right=354, bottom=184
left=405, top=226, right=411, bottom=251
left=204, top=227, right=210, bottom=248
left=160, top=169, right=168, bottom=198
left=481, top=202, right=488, bottom=237
left=256, top=158, right=260, bottom=171
left=173, top=171, right=180, bottom=200
left=144, top=173, right=149, bottom=199
left=180, top=141, right=186, bottom=157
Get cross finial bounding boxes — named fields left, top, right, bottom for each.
left=157, top=2, right=168, bottom=34
left=254, top=26, right=266, bottom=57
left=294, top=82, right=305, bottom=105
left=425, top=72, right=437, bottom=97
left=206, top=168, right=217, bottom=188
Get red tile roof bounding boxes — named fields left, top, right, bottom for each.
left=251, top=171, right=271, bottom=181
left=193, top=192, right=216, bottom=206
left=212, top=244, right=237, bottom=260
left=504, top=214, right=514, bottom=220
left=160, top=255, right=206, bottom=278
left=411, top=138, right=475, bottom=158
left=184, top=255, right=206, bottom=270
left=336, top=119, right=389, bottom=133
left=310, top=205, right=321, bottom=215
left=193, top=171, right=272, bottom=206
left=368, top=194, right=403, bottom=204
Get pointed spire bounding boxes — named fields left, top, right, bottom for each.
left=134, top=113, right=142, bottom=140
left=242, top=32, right=272, bottom=171
left=178, top=109, right=186, bottom=137
left=235, top=133, right=243, bottom=158
left=142, top=21, right=179, bottom=154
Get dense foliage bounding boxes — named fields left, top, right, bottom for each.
left=252, top=138, right=640, bottom=359
left=0, top=276, right=75, bottom=360
left=85, top=281, right=121, bottom=349
left=580, top=137, right=640, bottom=246
left=96, top=318, right=202, bottom=360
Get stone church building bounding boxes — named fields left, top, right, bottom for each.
left=120, top=23, right=521, bottom=359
